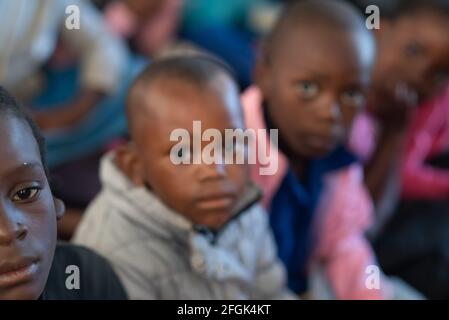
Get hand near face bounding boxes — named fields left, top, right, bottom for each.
left=366, top=80, right=418, bottom=133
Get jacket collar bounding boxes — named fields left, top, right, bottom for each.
left=99, top=152, right=263, bottom=283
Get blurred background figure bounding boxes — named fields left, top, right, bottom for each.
left=0, top=0, right=146, bottom=240
left=349, top=0, right=449, bottom=299
left=2, top=0, right=449, bottom=300
left=179, top=0, right=281, bottom=89
left=95, top=0, right=282, bottom=89
left=95, top=0, right=183, bottom=57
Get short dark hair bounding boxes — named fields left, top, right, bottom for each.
left=126, top=53, right=239, bottom=133
left=392, top=0, right=449, bottom=18
left=0, top=86, right=47, bottom=173
left=130, top=53, right=237, bottom=90
left=350, top=0, right=449, bottom=19
left=265, top=0, right=370, bottom=58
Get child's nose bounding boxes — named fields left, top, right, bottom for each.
left=198, top=162, right=227, bottom=182
left=0, top=211, right=28, bottom=246
left=317, top=99, right=342, bottom=122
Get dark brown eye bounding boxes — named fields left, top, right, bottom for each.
left=176, top=147, right=190, bottom=162
left=12, top=187, right=41, bottom=202
left=298, top=81, right=319, bottom=99
left=404, top=41, right=423, bottom=58
left=341, top=90, right=366, bottom=108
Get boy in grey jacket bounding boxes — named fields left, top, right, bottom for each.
left=73, top=55, right=294, bottom=299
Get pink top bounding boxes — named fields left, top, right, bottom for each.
left=242, top=85, right=392, bottom=299
left=401, top=86, right=449, bottom=200
left=350, top=85, right=449, bottom=200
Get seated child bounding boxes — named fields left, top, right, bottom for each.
left=242, top=0, right=422, bottom=299
left=0, top=86, right=126, bottom=300
left=72, top=55, right=294, bottom=299
left=350, top=0, right=449, bottom=203
left=348, top=0, right=449, bottom=299
left=0, top=0, right=147, bottom=240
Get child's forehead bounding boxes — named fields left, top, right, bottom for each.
left=396, top=10, right=449, bottom=36
left=272, top=26, right=374, bottom=73
left=274, top=16, right=372, bottom=52
left=136, top=79, right=243, bottom=135
left=393, top=13, right=449, bottom=56
left=0, top=116, right=43, bottom=176
left=269, top=0, right=366, bottom=44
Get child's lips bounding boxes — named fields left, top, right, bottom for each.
left=197, top=198, right=234, bottom=211
left=0, top=258, right=39, bottom=289
left=195, top=193, right=236, bottom=211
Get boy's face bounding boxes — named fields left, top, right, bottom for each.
left=376, top=10, right=449, bottom=102
left=257, top=24, right=373, bottom=159
left=0, top=116, right=63, bottom=300
left=125, top=75, right=248, bottom=230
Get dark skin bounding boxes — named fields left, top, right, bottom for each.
left=125, top=0, right=163, bottom=21
left=372, top=10, right=449, bottom=108
left=255, top=22, right=374, bottom=180
left=118, top=74, right=248, bottom=230
left=31, top=88, right=103, bottom=240
left=0, top=115, right=64, bottom=300
left=363, top=9, right=449, bottom=228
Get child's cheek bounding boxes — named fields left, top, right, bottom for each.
left=229, top=164, right=249, bottom=189
left=27, top=203, right=57, bottom=255
left=17, top=202, right=57, bottom=299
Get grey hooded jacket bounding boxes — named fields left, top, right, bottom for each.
left=73, top=153, right=295, bottom=300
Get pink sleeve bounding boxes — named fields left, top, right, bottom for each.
left=349, top=112, right=377, bottom=162
left=401, top=90, right=449, bottom=200
left=312, top=165, right=391, bottom=299
left=401, top=132, right=449, bottom=199
left=241, top=86, right=288, bottom=208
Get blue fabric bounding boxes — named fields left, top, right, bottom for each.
left=181, top=25, right=255, bottom=89
left=32, top=55, right=148, bottom=168
left=269, top=146, right=357, bottom=294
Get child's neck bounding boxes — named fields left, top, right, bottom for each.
left=261, top=102, right=309, bottom=183
left=290, top=156, right=308, bottom=183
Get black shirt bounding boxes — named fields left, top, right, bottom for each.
left=40, top=243, right=127, bottom=300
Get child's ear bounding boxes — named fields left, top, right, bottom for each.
left=115, top=143, right=145, bottom=186
left=54, top=198, right=65, bottom=220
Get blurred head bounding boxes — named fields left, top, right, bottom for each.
left=120, top=56, right=248, bottom=230
left=374, top=0, right=449, bottom=102
left=255, top=0, right=375, bottom=160
left=0, top=87, right=64, bottom=300
left=124, top=0, right=163, bottom=20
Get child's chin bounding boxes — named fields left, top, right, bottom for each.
left=303, top=143, right=338, bottom=159
left=0, top=282, right=44, bottom=300
left=200, top=213, right=233, bottom=231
